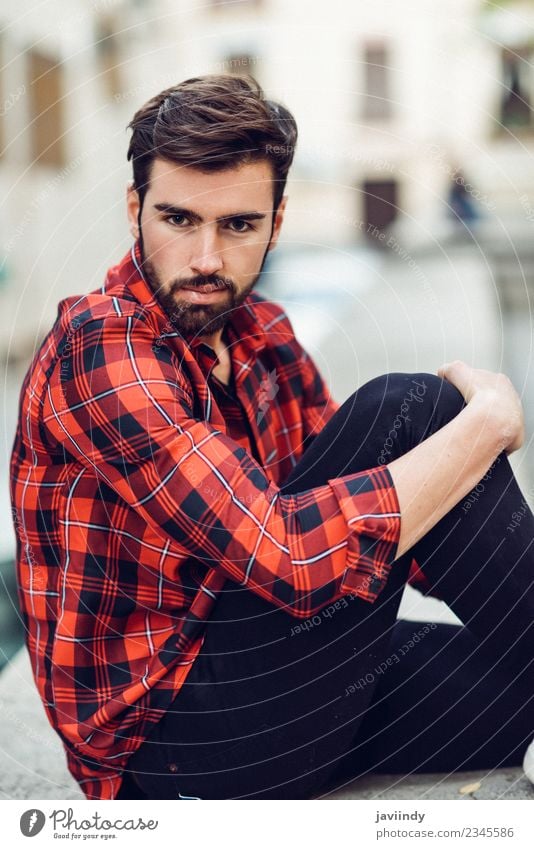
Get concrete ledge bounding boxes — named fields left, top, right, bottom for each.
left=322, top=768, right=534, bottom=800
left=0, top=649, right=532, bottom=801
left=0, top=649, right=81, bottom=800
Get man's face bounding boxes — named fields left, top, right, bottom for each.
left=126, top=157, right=287, bottom=338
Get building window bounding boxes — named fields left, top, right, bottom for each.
left=361, top=42, right=392, bottom=121
left=500, top=46, right=533, bottom=129
left=27, top=49, right=65, bottom=168
left=361, top=179, right=398, bottom=239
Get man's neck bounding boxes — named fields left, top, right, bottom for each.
left=202, top=326, right=232, bottom=385
left=199, top=328, right=224, bottom=352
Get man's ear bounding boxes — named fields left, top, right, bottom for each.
left=126, top=182, right=141, bottom=239
left=267, top=195, right=287, bottom=252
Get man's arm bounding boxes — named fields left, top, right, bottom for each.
left=287, top=321, right=450, bottom=601
left=43, top=312, right=401, bottom=618
left=388, top=361, right=524, bottom=558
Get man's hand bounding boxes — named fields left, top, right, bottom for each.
left=437, top=359, right=525, bottom=455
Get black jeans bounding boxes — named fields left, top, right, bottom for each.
left=118, top=373, right=534, bottom=800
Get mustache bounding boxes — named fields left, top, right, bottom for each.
left=170, top=275, right=234, bottom=293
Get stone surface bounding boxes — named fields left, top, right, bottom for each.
left=0, top=648, right=532, bottom=801
left=319, top=768, right=534, bottom=800
left=0, top=648, right=81, bottom=800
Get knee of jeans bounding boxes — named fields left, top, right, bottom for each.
left=416, top=372, right=467, bottom=421
left=369, top=371, right=466, bottom=423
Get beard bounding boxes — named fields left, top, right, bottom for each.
left=138, top=230, right=270, bottom=339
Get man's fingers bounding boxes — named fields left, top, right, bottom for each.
left=437, top=360, right=473, bottom=401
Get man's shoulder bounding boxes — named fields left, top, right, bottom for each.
left=29, top=291, right=156, bottom=380
left=55, top=290, right=153, bottom=335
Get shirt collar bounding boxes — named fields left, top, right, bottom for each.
left=124, top=240, right=267, bottom=356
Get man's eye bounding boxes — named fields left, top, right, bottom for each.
left=227, top=219, right=254, bottom=233
left=167, top=214, right=188, bottom=227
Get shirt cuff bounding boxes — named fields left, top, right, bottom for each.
left=328, top=465, right=402, bottom=602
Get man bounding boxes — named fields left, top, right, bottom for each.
left=9, top=74, right=534, bottom=801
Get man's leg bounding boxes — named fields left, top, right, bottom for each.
left=123, top=547, right=416, bottom=799
left=125, top=372, right=534, bottom=799
left=320, top=618, right=534, bottom=793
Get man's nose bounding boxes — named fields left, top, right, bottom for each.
left=189, top=228, right=224, bottom=276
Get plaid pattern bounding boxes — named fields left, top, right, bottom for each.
left=10, top=241, right=403, bottom=800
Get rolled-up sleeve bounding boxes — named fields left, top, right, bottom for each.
left=328, top=468, right=402, bottom=601
left=43, top=313, right=401, bottom=618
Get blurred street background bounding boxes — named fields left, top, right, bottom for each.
left=2, top=0, right=534, bottom=666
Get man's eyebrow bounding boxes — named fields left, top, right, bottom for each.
left=153, top=204, right=267, bottom=223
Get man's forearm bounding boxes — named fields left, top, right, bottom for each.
left=388, top=398, right=505, bottom=559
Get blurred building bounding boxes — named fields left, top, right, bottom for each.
left=1, top=0, right=534, bottom=357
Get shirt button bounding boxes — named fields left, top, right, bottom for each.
left=168, top=763, right=179, bottom=773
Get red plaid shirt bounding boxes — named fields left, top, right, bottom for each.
left=10, top=242, right=410, bottom=800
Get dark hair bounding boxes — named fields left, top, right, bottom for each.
left=127, top=73, right=298, bottom=217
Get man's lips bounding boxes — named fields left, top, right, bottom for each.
left=181, top=283, right=229, bottom=293
left=177, top=282, right=231, bottom=303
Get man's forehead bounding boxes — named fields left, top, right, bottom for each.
left=148, top=157, right=274, bottom=204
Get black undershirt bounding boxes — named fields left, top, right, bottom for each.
left=209, top=370, right=263, bottom=466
